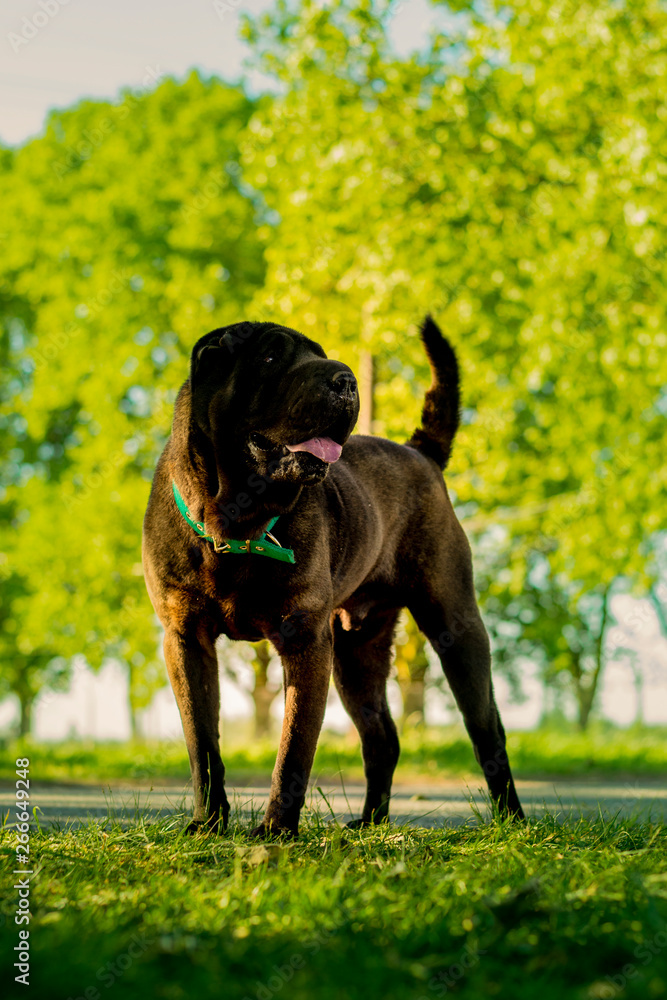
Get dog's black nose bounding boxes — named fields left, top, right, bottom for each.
left=331, top=371, right=357, bottom=397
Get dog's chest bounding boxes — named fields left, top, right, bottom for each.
left=215, top=593, right=266, bottom=641
left=201, top=560, right=283, bottom=642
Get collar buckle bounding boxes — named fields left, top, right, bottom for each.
left=171, top=481, right=294, bottom=564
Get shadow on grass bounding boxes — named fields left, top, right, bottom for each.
left=1, top=801, right=666, bottom=1000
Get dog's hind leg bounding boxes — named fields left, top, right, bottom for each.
left=163, top=628, right=229, bottom=833
left=333, top=610, right=401, bottom=827
left=409, top=580, right=524, bottom=821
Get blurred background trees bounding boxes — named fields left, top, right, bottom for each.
left=1, top=0, right=666, bottom=738
left=0, top=74, right=265, bottom=733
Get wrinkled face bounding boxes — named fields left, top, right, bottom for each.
left=190, top=321, right=359, bottom=486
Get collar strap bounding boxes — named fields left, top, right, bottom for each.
left=171, top=481, right=295, bottom=564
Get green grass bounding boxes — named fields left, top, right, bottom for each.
left=1, top=805, right=666, bottom=1000
left=2, top=724, right=667, bottom=787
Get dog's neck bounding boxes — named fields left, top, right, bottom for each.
left=170, top=387, right=303, bottom=542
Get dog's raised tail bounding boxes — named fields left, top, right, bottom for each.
left=407, top=315, right=460, bottom=470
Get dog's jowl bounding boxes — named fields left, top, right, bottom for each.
left=142, top=317, right=524, bottom=836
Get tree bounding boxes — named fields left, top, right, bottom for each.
left=0, top=572, right=72, bottom=736
left=3, top=1, right=666, bottom=736
left=242, top=0, right=666, bottom=575
left=393, top=612, right=430, bottom=729
left=240, top=0, right=666, bottom=716
left=249, top=641, right=282, bottom=738
left=0, top=73, right=266, bottom=723
left=481, top=550, right=614, bottom=729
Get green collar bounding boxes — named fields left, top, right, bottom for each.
left=171, top=481, right=295, bottom=565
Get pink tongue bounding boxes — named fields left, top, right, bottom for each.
left=286, top=436, right=342, bottom=463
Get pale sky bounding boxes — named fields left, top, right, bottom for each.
left=1, top=0, right=440, bottom=146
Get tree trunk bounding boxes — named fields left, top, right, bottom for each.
left=251, top=641, right=280, bottom=738
left=394, top=613, right=429, bottom=729
left=18, top=693, right=33, bottom=738
left=357, top=351, right=374, bottom=435
left=650, top=586, right=667, bottom=637
left=576, top=685, right=595, bottom=731
left=574, top=585, right=611, bottom=730
left=128, top=700, right=141, bottom=742
left=633, top=665, right=645, bottom=726
left=126, top=662, right=142, bottom=742
left=402, top=680, right=426, bottom=724
left=253, top=684, right=277, bottom=739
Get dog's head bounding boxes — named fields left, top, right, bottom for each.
left=189, top=321, right=359, bottom=487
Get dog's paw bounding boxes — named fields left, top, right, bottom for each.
left=249, top=821, right=297, bottom=840
left=344, top=818, right=368, bottom=830
left=185, top=815, right=226, bottom=836
left=345, top=814, right=389, bottom=830
left=185, top=819, right=210, bottom=836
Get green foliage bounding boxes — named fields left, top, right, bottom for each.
left=242, top=0, right=667, bottom=589
left=2, top=0, right=667, bottom=731
left=238, top=0, right=667, bottom=720
left=1, top=811, right=666, bottom=999
left=0, top=72, right=265, bottom=719
left=394, top=611, right=431, bottom=727
left=480, top=551, right=615, bottom=727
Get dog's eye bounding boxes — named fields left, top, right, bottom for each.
left=262, top=354, right=276, bottom=364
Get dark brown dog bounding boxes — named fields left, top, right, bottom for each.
left=142, top=317, right=524, bottom=836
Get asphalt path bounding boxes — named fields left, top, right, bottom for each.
left=3, top=776, right=666, bottom=830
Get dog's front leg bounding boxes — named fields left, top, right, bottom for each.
left=163, top=628, right=229, bottom=833
left=252, top=624, right=333, bottom=838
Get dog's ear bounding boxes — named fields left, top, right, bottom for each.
left=190, top=331, right=224, bottom=383
left=190, top=323, right=258, bottom=382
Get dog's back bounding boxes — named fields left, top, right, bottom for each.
left=323, top=317, right=464, bottom=594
